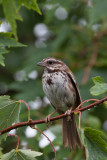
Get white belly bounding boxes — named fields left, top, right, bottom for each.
left=42, top=71, right=76, bottom=112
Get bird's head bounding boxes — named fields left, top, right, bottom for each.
left=37, top=57, right=68, bottom=72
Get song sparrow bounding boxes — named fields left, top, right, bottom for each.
left=37, top=57, right=82, bottom=149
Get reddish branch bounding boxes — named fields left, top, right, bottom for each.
left=18, top=100, right=31, bottom=121
left=33, top=127, right=56, bottom=160
left=0, top=97, right=107, bottom=135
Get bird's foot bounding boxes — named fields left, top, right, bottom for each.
left=45, top=109, right=57, bottom=127
left=45, top=115, right=52, bottom=127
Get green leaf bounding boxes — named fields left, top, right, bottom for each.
left=0, top=32, right=26, bottom=66
left=1, top=149, right=42, bottom=160
left=0, top=32, right=26, bottom=47
left=0, top=47, right=9, bottom=66
left=83, top=127, right=107, bottom=160
left=2, top=0, right=22, bottom=38
left=0, top=96, right=21, bottom=140
left=17, top=0, right=42, bottom=15
left=90, top=76, right=107, bottom=96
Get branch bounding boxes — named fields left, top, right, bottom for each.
left=33, top=127, right=56, bottom=160
left=0, top=97, right=107, bottom=135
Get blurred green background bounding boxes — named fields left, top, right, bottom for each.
left=0, top=0, right=107, bottom=159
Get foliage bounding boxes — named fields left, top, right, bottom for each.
left=0, top=0, right=107, bottom=159
left=2, top=0, right=41, bottom=38
left=90, top=76, right=107, bottom=96
left=83, top=127, right=107, bottom=160
left=0, top=149, right=42, bottom=160
left=0, top=0, right=40, bottom=66
left=0, top=32, right=26, bottom=66
left=2, top=0, right=22, bottom=38
left=0, top=96, right=21, bottom=140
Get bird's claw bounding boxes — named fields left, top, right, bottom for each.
left=45, top=115, right=52, bottom=127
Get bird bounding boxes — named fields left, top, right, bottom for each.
left=37, top=57, right=82, bottom=150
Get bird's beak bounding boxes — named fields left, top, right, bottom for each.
left=37, top=61, right=46, bottom=67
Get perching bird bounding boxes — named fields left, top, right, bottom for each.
left=37, top=57, right=82, bottom=150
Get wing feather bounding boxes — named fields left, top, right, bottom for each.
left=67, top=71, right=82, bottom=108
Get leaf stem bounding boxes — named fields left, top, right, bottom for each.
left=8, top=134, right=19, bottom=151
left=76, top=99, right=99, bottom=109
left=32, top=127, right=56, bottom=160
left=18, top=100, right=31, bottom=122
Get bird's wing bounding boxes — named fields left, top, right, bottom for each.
left=67, top=71, right=82, bottom=108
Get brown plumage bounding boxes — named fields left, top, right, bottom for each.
left=37, top=57, right=82, bottom=150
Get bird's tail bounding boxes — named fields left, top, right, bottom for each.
left=62, top=115, right=82, bottom=150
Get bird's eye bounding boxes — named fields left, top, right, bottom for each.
left=47, top=61, right=53, bottom=65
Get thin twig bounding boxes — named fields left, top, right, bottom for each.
left=0, top=97, right=107, bottom=135
left=74, top=98, right=99, bottom=130
left=33, top=127, right=56, bottom=160
left=76, top=98, right=99, bottom=109
left=18, top=100, right=31, bottom=121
